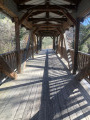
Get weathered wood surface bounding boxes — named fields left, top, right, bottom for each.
left=0, top=49, right=90, bottom=120
left=0, top=56, right=17, bottom=79
left=74, top=61, right=90, bottom=81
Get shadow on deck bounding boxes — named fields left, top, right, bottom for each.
left=30, top=50, right=90, bottom=120
left=0, top=49, right=90, bottom=120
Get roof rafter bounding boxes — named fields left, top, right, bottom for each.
left=28, top=18, right=67, bottom=23
left=33, top=23, right=61, bottom=27
left=18, top=5, right=76, bottom=11
left=14, top=0, right=32, bottom=5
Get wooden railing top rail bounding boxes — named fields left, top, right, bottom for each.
left=68, top=49, right=90, bottom=56
left=0, top=48, right=26, bottom=56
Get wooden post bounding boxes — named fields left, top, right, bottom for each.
left=15, top=17, right=21, bottom=73
left=31, top=31, right=34, bottom=59
left=58, top=35, right=60, bottom=53
left=56, top=36, right=58, bottom=54
left=37, top=36, right=39, bottom=53
left=73, top=18, right=80, bottom=74
left=61, top=34, right=64, bottom=58
left=40, top=36, right=42, bottom=50
left=26, top=30, right=31, bottom=58
left=53, top=36, right=55, bottom=50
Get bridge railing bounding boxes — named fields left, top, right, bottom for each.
left=0, top=48, right=30, bottom=80
left=68, top=49, right=90, bottom=81
left=68, top=49, right=90, bottom=70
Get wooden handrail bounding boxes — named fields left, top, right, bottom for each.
left=0, top=48, right=28, bottom=80
left=0, top=56, right=17, bottom=79
left=57, top=47, right=90, bottom=81
left=74, top=61, right=90, bottom=81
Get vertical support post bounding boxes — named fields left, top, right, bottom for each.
left=61, top=34, right=64, bottom=58
left=37, top=36, right=38, bottom=53
left=57, top=35, right=60, bottom=53
left=31, top=31, right=34, bottom=59
left=15, top=17, right=21, bottom=73
left=53, top=36, right=55, bottom=50
left=40, top=36, right=42, bottom=50
left=33, top=33, right=37, bottom=53
left=56, top=36, right=58, bottom=54
left=26, top=30, right=31, bottom=58
left=73, top=18, right=80, bottom=74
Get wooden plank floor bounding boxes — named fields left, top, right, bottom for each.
left=0, top=49, right=90, bottom=120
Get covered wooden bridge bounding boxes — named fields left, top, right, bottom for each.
left=0, top=0, right=90, bottom=120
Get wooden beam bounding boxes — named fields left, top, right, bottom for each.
left=19, top=10, right=33, bottom=25
left=53, top=36, right=55, bottom=50
left=18, top=5, right=76, bottom=11
left=22, top=19, right=33, bottom=29
left=39, top=36, right=42, bottom=50
left=51, top=11, right=64, bottom=16
left=36, top=27, right=58, bottom=32
left=29, top=18, right=67, bottom=24
left=0, top=1, right=17, bottom=17
left=64, top=0, right=81, bottom=4
left=45, top=0, right=50, bottom=5
left=28, top=18, right=67, bottom=21
left=36, top=36, right=39, bottom=53
left=61, top=10, right=76, bottom=25
left=0, top=1, right=33, bottom=30
left=14, top=0, right=32, bottom=5
left=33, top=23, right=61, bottom=27
left=33, top=33, right=37, bottom=53
left=57, top=28, right=64, bottom=57
left=30, top=30, right=34, bottom=59
left=73, top=18, right=80, bottom=74
left=0, top=56, right=17, bottom=79
left=15, top=17, right=21, bottom=73
left=29, top=11, right=45, bottom=17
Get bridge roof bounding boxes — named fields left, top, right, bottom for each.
left=12, top=0, right=81, bottom=36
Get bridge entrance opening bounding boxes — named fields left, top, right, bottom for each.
left=42, top=37, right=53, bottom=50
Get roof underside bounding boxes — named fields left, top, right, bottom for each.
left=13, top=0, right=81, bottom=36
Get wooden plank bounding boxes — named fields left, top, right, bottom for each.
left=0, top=56, right=17, bottom=79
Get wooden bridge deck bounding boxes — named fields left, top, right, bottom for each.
left=0, top=49, right=90, bottom=120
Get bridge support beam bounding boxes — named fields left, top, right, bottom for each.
left=73, top=18, right=80, bottom=74
left=53, top=36, right=55, bottom=50
left=31, top=31, right=34, bottom=59
left=40, top=36, right=42, bottom=50
left=37, top=36, right=39, bottom=53
left=15, top=18, right=21, bottom=73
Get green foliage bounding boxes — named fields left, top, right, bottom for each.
left=0, top=12, right=29, bottom=54
left=79, top=22, right=90, bottom=53
left=42, top=37, right=53, bottom=49
left=20, top=27, right=29, bottom=49
left=0, top=12, right=15, bottom=54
